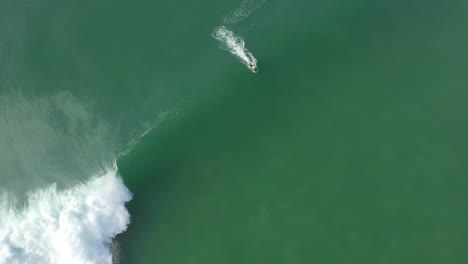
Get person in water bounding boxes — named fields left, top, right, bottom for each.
left=249, top=64, right=259, bottom=73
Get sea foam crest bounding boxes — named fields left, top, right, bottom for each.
left=0, top=169, right=132, bottom=264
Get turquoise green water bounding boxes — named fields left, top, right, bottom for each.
left=1, top=0, right=468, bottom=263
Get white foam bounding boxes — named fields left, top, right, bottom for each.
left=119, top=109, right=177, bottom=158
left=213, top=26, right=257, bottom=70
left=223, top=0, right=266, bottom=24
left=0, top=168, right=132, bottom=264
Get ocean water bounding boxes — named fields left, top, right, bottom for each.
left=1, top=0, right=468, bottom=263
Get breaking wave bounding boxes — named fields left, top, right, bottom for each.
left=0, top=91, right=134, bottom=264
left=0, top=168, right=131, bottom=264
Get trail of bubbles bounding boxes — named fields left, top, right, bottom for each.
left=223, top=0, right=266, bottom=24
left=213, top=26, right=257, bottom=70
left=213, top=0, right=265, bottom=72
left=118, top=109, right=177, bottom=158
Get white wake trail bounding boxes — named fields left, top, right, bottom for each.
left=223, top=0, right=266, bottom=24
left=213, top=26, right=257, bottom=70
left=213, top=0, right=265, bottom=72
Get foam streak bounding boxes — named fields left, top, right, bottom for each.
left=213, top=26, right=257, bottom=70
left=213, top=0, right=265, bottom=71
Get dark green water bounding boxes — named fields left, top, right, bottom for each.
left=2, top=0, right=468, bottom=263
left=117, top=0, right=468, bottom=263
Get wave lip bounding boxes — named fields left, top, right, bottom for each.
left=0, top=168, right=132, bottom=264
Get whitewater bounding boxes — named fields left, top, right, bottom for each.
left=213, top=0, right=265, bottom=71
left=0, top=92, right=146, bottom=264
left=213, top=26, right=257, bottom=70
left=0, top=168, right=131, bottom=264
